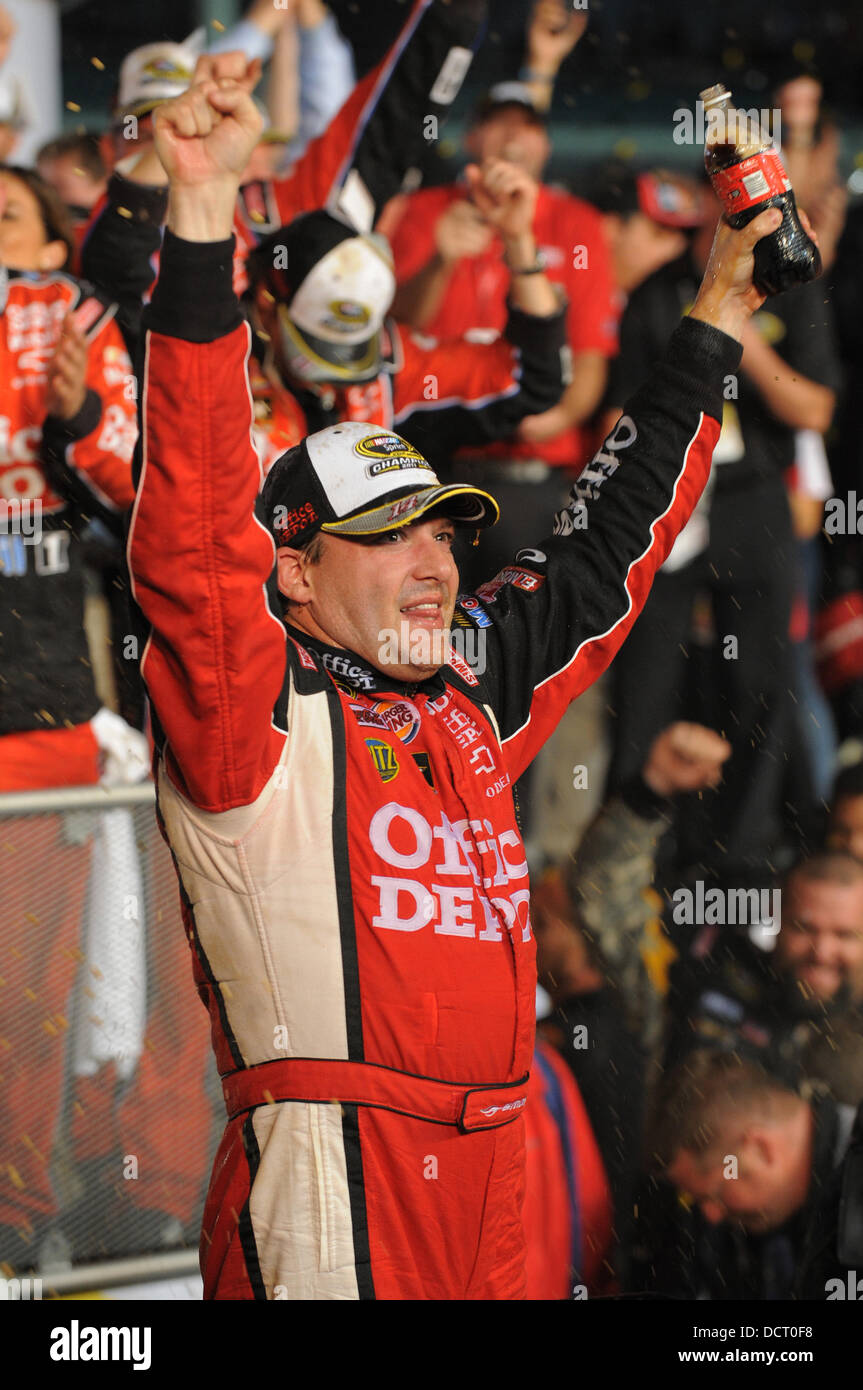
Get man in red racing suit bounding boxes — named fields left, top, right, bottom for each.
left=126, top=65, right=787, bottom=1300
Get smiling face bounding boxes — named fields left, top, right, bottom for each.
left=774, top=875, right=863, bottom=1002
left=277, top=514, right=460, bottom=683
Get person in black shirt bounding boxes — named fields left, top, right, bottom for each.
left=603, top=186, right=841, bottom=880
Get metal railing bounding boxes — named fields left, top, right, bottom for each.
left=1, top=780, right=219, bottom=1295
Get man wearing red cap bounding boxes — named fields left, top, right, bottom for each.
left=128, top=56, right=792, bottom=1300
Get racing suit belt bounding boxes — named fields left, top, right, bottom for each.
left=222, top=1057, right=530, bottom=1133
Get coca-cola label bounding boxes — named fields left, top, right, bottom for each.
left=711, top=148, right=790, bottom=213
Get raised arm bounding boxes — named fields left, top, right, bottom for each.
left=458, top=207, right=786, bottom=779
left=128, top=62, right=288, bottom=813
left=269, top=0, right=487, bottom=230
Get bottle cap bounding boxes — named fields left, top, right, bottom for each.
left=700, top=84, right=732, bottom=108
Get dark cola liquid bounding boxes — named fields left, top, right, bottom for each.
left=705, top=141, right=822, bottom=297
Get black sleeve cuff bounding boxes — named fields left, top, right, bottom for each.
left=657, top=314, right=743, bottom=424
left=42, top=388, right=102, bottom=446
left=108, top=171, right=169, bottom=225
left=146, top=229, right=243, bottom=343
left=504, top=297, right=568, bottom=354
left=618, top=773, right=674, bottom=822
left=668, top=314, right=743, bottom=377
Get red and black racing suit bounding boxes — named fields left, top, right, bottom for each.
left=127, top=231, right=738, bottom=1299
left=80, top=0, right=488, bottom=344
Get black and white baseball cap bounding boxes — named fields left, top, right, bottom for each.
left=249, top=212, right=396, bottom=384
left=261, top=422, right=499, bottom=548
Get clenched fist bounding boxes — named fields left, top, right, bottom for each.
left=156, top=53, right=263, bottom=242
left=642, top=722, right=732, bottom=798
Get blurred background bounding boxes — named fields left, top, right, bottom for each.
left=51, top=0, right=863, bottom=174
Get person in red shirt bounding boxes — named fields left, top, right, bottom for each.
left=0, top=166, right=139, bottom=1271
left=386, top=83, right=619, bottom=584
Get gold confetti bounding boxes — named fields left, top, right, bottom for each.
left=66, top=101, right=82, bottom=113
left=20, top=1134, right=45, bottom=1162
left=7, top=1163, right=25, bottom=1190
left=249, top=208, right=266, bottom=224
left=23, top=988, right=37, bottom=1002
left=212, top=18, right=225, bottom=30
left=117, top=206, right=133, bottom=220
left=42, top=1020, right=58, bottom=1037
left=91, top=56, right=105, bottom=71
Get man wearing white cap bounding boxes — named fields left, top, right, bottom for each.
left=127, top=56, right=793, bottom=1300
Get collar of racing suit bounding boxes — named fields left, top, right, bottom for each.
left=283, top=622, right=449, bottom=700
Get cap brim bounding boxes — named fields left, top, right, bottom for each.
left=281, top=314, right=382, bottom=380
left=321, top=484, right=500, bottom=536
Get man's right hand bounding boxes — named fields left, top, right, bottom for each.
left=642, top=722, right=731, bottom=798
left=155, top=53, right=263, bottom=242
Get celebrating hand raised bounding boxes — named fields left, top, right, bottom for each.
left=154, top=53, right=263, bottom=241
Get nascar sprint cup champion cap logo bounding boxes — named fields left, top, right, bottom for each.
left=262, top=422, right=500, bottom=549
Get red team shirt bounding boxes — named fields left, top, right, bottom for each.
left=387, top=182, right=620, bottom=468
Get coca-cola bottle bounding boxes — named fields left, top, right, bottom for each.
left=700, top=83, right=821, bottom=296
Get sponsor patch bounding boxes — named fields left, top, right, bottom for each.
left=411, top=751, right=435, bottom=790
left=349, top=697, right=421, bottom=744
left=355, top=433, right=425, bottom=463
left=475, top=567, right=545, bottom=602
left=274, top=500, right=319, bottom=541
left=289, top=636, right=318, bottom=672
left=447, top=648, right=479, bottom=687
left=320, top=651, right=375, bottom=691
left=366, top=738, right=399, bottom=783
left=457, top=596, right=492, bottom=628
left=367, top=456, right=431, bottom=478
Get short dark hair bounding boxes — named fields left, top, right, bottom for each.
left=0, top=164, right=75, bottom=268
left=785, top=849, right=863, bottom=894
left=833, top=762, right=863, bottom=806
left=648, top=1051, right=798, bottom=1170
left=36, top=131, right=106, bottom=184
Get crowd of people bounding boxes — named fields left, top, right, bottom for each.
left=1, top=0, right=862, bottom=1300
